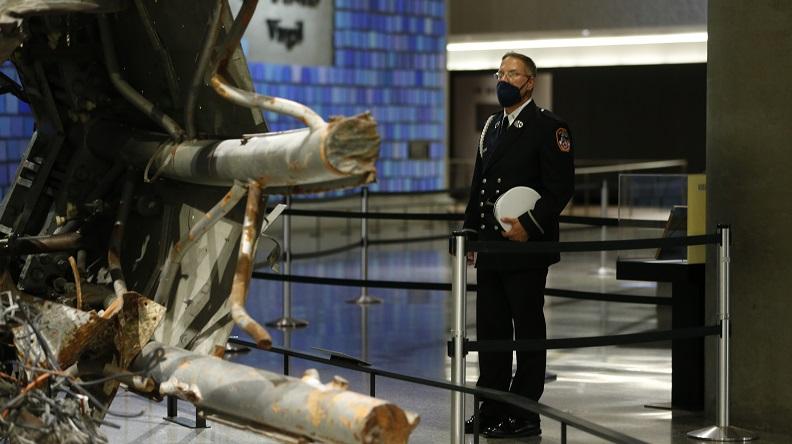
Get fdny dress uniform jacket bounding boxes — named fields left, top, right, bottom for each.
left=463, top=100, right=575, bottom=269
left=462, top=100, right=574, bottom=423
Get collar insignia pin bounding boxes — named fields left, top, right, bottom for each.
left=514, top=120, right=523, bottom=128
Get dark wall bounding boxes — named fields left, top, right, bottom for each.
left=551, top=63, right=706, bottom=172
left=707, top=0, right=792, bottom=431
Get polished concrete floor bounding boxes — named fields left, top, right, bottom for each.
left=104, top=215, right=789, bottom=443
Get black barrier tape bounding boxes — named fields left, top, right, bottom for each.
left=283, top=208, right=464, bottom=220
left=277, top=207, right=668, bottom=228
left=368, top=188, right=462, bottom=197
left=558, top=215, right=667, bottom=229
left=559, top=215, right=619, bottom=226
left=228, top=337, right=650, bottom=444
left=281, top=234, right=448, bottom=261
left=369, top=234, right=448, bottom=246
left=252, top=271, right=452, bottom=291
left=466, top=325, right=721, bottom=353
left=545, top=288, right=671, bottom=305
left=283, top=188, right=463, bottom=204
left=468, top=233, right=718, bottom=254
left=251, top=272, right=671, bottom=305
left=290, top=240, right=361, bottom=260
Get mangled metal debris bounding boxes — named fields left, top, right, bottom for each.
left=0, top=0, right=418, bottom=442
left=0, top=291, right=111, bottom=444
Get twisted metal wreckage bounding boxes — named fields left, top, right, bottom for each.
left=0, top=0, right=419, bottom=442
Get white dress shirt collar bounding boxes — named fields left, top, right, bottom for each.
left=503, top=98, right=533, bottom=127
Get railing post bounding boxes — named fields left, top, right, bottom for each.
left=361, top=303, right=370, bottom=363
left=597, top=178, right=613, bottom=276
left=266, top=195, right=308, bottom=328
left=164, top=395, right=210, bottom=429
left=348, top=186, right=382, bottom=304
left=561, top=422, right=567, bottom=444
left=687, top=225, right=756, bottom=441
left=450, top=231, right=467, bottom=444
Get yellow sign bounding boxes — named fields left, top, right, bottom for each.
left=687, top=174, right=706, bottom=263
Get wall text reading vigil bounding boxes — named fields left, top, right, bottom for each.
left=266, top=0, right=321, bottom=50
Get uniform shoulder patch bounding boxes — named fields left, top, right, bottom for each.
left=555, top=127, right=571, bottom=152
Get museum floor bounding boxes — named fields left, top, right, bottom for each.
left=103, top=217, right=790, bottom=444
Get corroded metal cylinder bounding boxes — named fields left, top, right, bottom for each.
left=131, top=342, right=419, bottom=443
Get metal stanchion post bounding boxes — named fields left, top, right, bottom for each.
left=361, top=304, right=369, bottom=363
left=266, top=195, right=308, bottom=329
left=597, top=178, right=614, bottom=276
left=348, top=187, right=382, bottom=304
left=687, top=225, right=756, bottom=442
left=450, top=231, right=467, bottom=444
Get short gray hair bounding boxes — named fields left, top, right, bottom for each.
left=502, top=52, right=536, bottom=77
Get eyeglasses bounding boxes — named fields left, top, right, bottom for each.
left=493, top=70, right=531, bottom=81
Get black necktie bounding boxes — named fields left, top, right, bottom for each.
left=497, top=115, right=508, bottom=139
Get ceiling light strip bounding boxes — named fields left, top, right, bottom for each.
left=447, top=32, right=708, bottom=52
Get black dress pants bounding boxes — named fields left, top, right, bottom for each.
left=475, top=267, right=548, bottom=421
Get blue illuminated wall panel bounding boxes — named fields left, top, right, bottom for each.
left=251, top=0, right=447, bottom=193
left=0, top=0, right=447, bottom=197
left=0, top=63, right=31, bottom=198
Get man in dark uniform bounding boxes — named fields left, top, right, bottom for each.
left=462, top=52, right=574, bottom=438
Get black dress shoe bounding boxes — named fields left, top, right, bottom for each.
left=482, top=416, right=541, bottom=439
left=464, top=414, right=498, bottom=434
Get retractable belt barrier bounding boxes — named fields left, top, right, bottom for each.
left=285, top=187, right=464, bottom=203
left=256, top=186, right=745, bottom=442
left=282, top=207, right=462, bottom=220
left=252, top=182, right=734, bottom=443
left=276, top=207, right=666, bottom=228
left=446, top=226, right=757, bottom=442
left=253, top=234, right=715, bottom=305
left=468, top=233, right=717, bottom=253
left=463, top=325, right=721, bottom=354
left=252, top=271, right=673, bottom=306
left=284, top=234, right=448, bottom=261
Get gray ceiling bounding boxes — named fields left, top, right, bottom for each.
left=449, top=0, right=707, bottom=35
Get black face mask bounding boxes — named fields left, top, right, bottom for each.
left=496, top=79, right=528, bottom=107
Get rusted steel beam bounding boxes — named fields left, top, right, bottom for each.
left=211, top=75, right=325, bottom=131
left=0, top=232, right=83, bottom=256
left=203, top=0, right=380, bottom=192
left=153, top=182, right=248, bottom=306
left=67, top=256, right=83, bottom=310
left=103, top=362, right=156, bottom=393
left=131, top=342, right=419, bottom=443
left=213, top=0, right=258, bottom=75
left=103, top=170, right=135, bottom=319
left=133, top=113, right=379, bottom=190
left=229, top=181, right=271, bottom=349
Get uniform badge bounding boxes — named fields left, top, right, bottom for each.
left=555, top=127, right=571, bottom=152
left=514, top=120, right=523, bottom=128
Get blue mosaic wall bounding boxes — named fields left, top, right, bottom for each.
left=0, top=0, right=446, bottom=197
left=0, top=65, right=33, bottom=198
left=253, top=0, right=447, bottom=193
